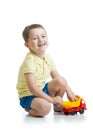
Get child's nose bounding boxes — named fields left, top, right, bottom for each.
left=38, top=37, right=42, bottom=42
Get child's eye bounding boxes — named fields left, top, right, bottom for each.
left=42, top=35, right=46, bottom=38
left=33, top=37, right=37, bottom=40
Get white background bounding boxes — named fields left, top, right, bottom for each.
left=0, top=0, right=93, bottom=129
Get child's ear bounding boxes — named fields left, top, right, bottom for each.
left=24, top=42, right=29, bottom=48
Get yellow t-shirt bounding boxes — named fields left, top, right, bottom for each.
left=16, top=52, right=56, bottom=98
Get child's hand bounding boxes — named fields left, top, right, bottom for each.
left=66, top=87, right=77, bottom=101
left=52, top=96, right=63, bottom=104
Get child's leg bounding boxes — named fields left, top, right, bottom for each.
left=48, top=76, right=66, bottom=97
left=48, top=76, right=67, bottom=112
left=26, top=98, right=51, bottom=117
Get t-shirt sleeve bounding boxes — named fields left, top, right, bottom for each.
left=46, top=54, right=56, bottom=72
left=23, top=55, right=36, bottom=74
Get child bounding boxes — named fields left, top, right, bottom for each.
left=16, top=24, right=77, bottom=117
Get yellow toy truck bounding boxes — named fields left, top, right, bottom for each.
left=61, top=97, right=87, bottom=115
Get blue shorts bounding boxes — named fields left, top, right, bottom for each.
left=19, top=83, right=49, bottom=110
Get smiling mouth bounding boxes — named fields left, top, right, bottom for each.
left=38, top=43, right=46, bottom=47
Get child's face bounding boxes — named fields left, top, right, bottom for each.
left=25, top=27, right=48, bottom=56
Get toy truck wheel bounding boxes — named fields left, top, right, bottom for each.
left=79, top=108, right=84, bottom=114
left=64, top=112, right=69, bottom=115
left=71, top=110, right=77, bottom=115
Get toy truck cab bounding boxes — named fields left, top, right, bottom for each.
left=61, top=97, right=87, bottom=115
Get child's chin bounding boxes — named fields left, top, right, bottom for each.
left=39, top=46, right=47, bottom=51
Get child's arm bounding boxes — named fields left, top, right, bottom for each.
left=66, top=86, right=77, bottom=101
left=50, top=70, right=61, bottom=79
left=25, top=73, right=62, bottom=104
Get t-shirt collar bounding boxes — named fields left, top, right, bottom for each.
left=30, top=51, right=47, bottom=64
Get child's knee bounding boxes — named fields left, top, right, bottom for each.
left=40, top=102, right=51, bottom=116
left=57, top=76, right=67, bottom=88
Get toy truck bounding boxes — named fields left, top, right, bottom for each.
left=61, top=97, right=87, bottom=115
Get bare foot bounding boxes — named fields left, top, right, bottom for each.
left=54, top=104, right=63, bottom=112
left=25, top=109, right=30, bottom=113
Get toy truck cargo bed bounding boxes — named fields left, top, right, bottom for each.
left=61, top=97, right=81, bottom=109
